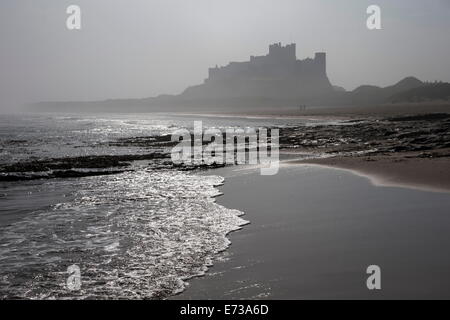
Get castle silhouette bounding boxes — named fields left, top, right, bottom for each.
left=207, top=43, right=326, bottom=83
left=182, top=43, right=332, bottom=100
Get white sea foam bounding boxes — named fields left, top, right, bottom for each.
left=0, top=169, right=248, bottom=299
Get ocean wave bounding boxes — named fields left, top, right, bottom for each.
left=0, top=169, right=248, bottom=299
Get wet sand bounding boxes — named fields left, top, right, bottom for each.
left=295, top=154, right=450, bottom=194
left=174, top=164, right=450, bottom=299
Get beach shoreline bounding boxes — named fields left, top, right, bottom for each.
left=291, top=152, right=450, bottom=194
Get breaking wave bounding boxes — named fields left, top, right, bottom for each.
left=0, top=170, right=248, bottom=299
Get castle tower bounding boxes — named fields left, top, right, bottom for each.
left=314, top=52, right=326, bottom=75
left=268, top=43, right=296, bottom=62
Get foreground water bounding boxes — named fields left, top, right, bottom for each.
left=1, top=112, right=326, bottom=299
left=0, top=170, right=249, bottom=299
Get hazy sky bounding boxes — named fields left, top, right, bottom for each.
left=1, top=0, right=450, bottom=110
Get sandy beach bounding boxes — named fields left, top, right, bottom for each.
left=175, top=164, right=450, bottom=299
left=295, top=152, right=450, bottom=194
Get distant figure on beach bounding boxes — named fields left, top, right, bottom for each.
left=299, top=105, right=307, bottom=112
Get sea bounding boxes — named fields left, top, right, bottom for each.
left=0, top=112, right=314, bottom=299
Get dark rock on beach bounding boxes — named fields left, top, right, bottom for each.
left=279, top=112, right=450, bottom=156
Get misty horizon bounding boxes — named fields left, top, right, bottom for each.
left=1, top=0, right=450, bottom=110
